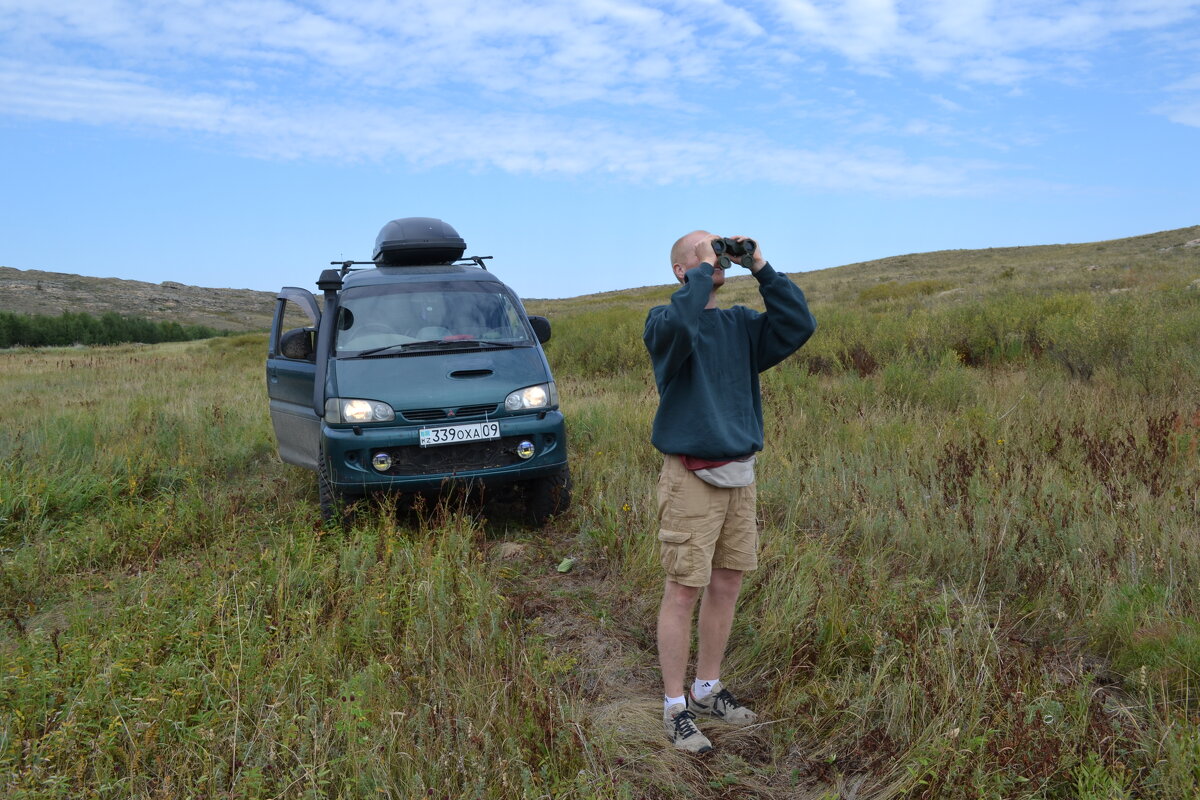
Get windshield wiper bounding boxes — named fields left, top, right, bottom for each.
left=353, top=339, right=520, bottom=358
left=354, top=339, right=442, bottom=357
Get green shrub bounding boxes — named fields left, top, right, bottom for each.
left=0, top=310, right=230, bottom=348
left=858, top=279, right=955, bottom=303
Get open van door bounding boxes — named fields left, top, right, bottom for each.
left=266, top=288, right=321, bottom=469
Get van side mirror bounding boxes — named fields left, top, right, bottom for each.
left=528, top=315, right=551, bottom=344
left=280, top=327, right=316, bottom=361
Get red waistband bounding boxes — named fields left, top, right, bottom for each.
left=679, top=455, right=733, bottom=471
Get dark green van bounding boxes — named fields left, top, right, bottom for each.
left=266, top=217, right=570, bottom=524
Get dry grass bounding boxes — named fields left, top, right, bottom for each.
left=2, top=226, right=1199, bottom=798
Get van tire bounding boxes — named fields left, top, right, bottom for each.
left=526, top=464, right=572, bottom=526
left=318, top=446, right=353, bottom=528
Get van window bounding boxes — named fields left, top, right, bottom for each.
left=272, top=295, right=320, bottom=358
left=334, top=281, right=533, bottom=353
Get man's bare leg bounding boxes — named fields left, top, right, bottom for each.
left=686, top=567, right=757, bottom=726
left=696, top=568, right=743, bottom=681
left=657, top=579, right=701, bottom=698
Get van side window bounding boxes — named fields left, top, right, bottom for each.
left=274, top=297, right=318, bottom=360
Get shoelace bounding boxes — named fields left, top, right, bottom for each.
left=672, top=709, right=703, bottom=740
left=710, top=688, right=742, bottom=715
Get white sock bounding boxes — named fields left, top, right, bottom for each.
left=664, top=694, right=686, bottom=711
left=692, top=678, right=718, bottom=700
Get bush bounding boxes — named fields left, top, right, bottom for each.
left=858, top=279, right=955, bottom=303
left=0, top=310, right=228, bottom=348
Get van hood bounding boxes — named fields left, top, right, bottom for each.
left=329, top=346, right=551, bottom=412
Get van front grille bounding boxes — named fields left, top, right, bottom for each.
left=401, top=404, right=497, bottom=422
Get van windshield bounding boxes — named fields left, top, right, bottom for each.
left=334, top=281, right=534, bottom=355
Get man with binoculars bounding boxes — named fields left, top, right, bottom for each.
left=643, top=230, right=817, bottom=752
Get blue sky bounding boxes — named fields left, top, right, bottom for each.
left=1, top=0, right=1198, bottom=300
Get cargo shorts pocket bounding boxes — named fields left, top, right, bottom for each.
left=658, top=528, right=694, bottom=580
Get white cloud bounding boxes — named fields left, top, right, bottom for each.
left=0, top=0, right=726, bottom=105
left=773, top=0, right=830, bottom=35
left=673, top=0, right=766, bottom=36
left=4, top=1, right=1198, bottom=95
left=1159, top=99, right=1200, bottom=125
left=764, top=0, right=1200, bottom=83
left=929, top=93, right=964, bottom=112
left=0, top=61, right=1019, bottom=195
left=1166, top=73, right=1200, bottom=91
left=1, top=1, right=1197, bottom=185
left=1157, top=70, right=1200, bottom=126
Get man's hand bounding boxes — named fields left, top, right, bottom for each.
left=693, top=237, right=718, bottom=269
left=730, top=236, right=765, bottom=273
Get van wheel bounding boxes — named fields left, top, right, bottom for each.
left=526, top=465, right=572, bottom=527
left=318, top=447, right=354, bottom=528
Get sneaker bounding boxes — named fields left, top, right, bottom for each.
left=687, top=681, right=758, bottom=726
left=664, top=703, right=712, bottom=753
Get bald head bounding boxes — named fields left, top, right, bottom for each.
left=668, top=229, right=725, bottom=292
left=670, top=230, right=712, bottom=270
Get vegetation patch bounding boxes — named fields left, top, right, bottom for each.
left=857, top=279, right=956, bottom=303
left=0, top=310, right=228, bottom=348
left=2, top=226, right=1199, bottom=798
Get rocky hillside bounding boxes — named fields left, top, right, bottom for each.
left=0, top=267, right=277, bottom=331
left=4, top=225, right=1198, bottom=332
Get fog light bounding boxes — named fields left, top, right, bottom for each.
left=371, top=452, right=393, bottom=472
left=516, top=440, right=535, bottom=460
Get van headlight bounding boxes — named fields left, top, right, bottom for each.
left=504, top=382, right=557, bottom=412
left=325, top=398, right=396, bottom=423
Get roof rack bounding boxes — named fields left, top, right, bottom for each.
left=328, top=256, right=493, bottom=275
left=329, top=260, right=374, bottom=276
left=460, top=256, right=492, bottom=270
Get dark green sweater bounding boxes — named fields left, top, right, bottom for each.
left=643, top=262, right=816, bottom=460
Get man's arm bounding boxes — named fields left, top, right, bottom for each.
left=745, top=264, right=817, bottom=371
left=643, top=263, right=714, bottom=385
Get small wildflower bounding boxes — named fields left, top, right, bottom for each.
left=621, top=503, right=631, bottom=512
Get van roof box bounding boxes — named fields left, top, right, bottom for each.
left=373, top=217, right=467, bottom=266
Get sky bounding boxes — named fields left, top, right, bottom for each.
left=1, top=0, right=1198, bottom=301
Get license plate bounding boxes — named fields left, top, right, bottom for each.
left=419, top=420, right=501, bottom=447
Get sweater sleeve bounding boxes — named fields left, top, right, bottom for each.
left=643, top=262, right=715, bottom=386
left=744, top=263, right=817, bottom=371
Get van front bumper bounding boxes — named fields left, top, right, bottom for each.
left=321, top=410, right=567, bottom=493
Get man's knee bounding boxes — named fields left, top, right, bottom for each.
left=661, top=580, right=701, bottom=613
left=705, top=569, right=744, bottom=602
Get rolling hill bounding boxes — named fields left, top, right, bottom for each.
left=2, top=226, right=1198, bottom=333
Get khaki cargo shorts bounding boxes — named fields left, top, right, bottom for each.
left=656, top=454, right=758, bottom=587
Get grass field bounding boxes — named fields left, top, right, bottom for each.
left=2, top=226, right=1199, bottom=798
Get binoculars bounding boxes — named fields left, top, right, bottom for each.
left=711, top=237, right=757, bottom=269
